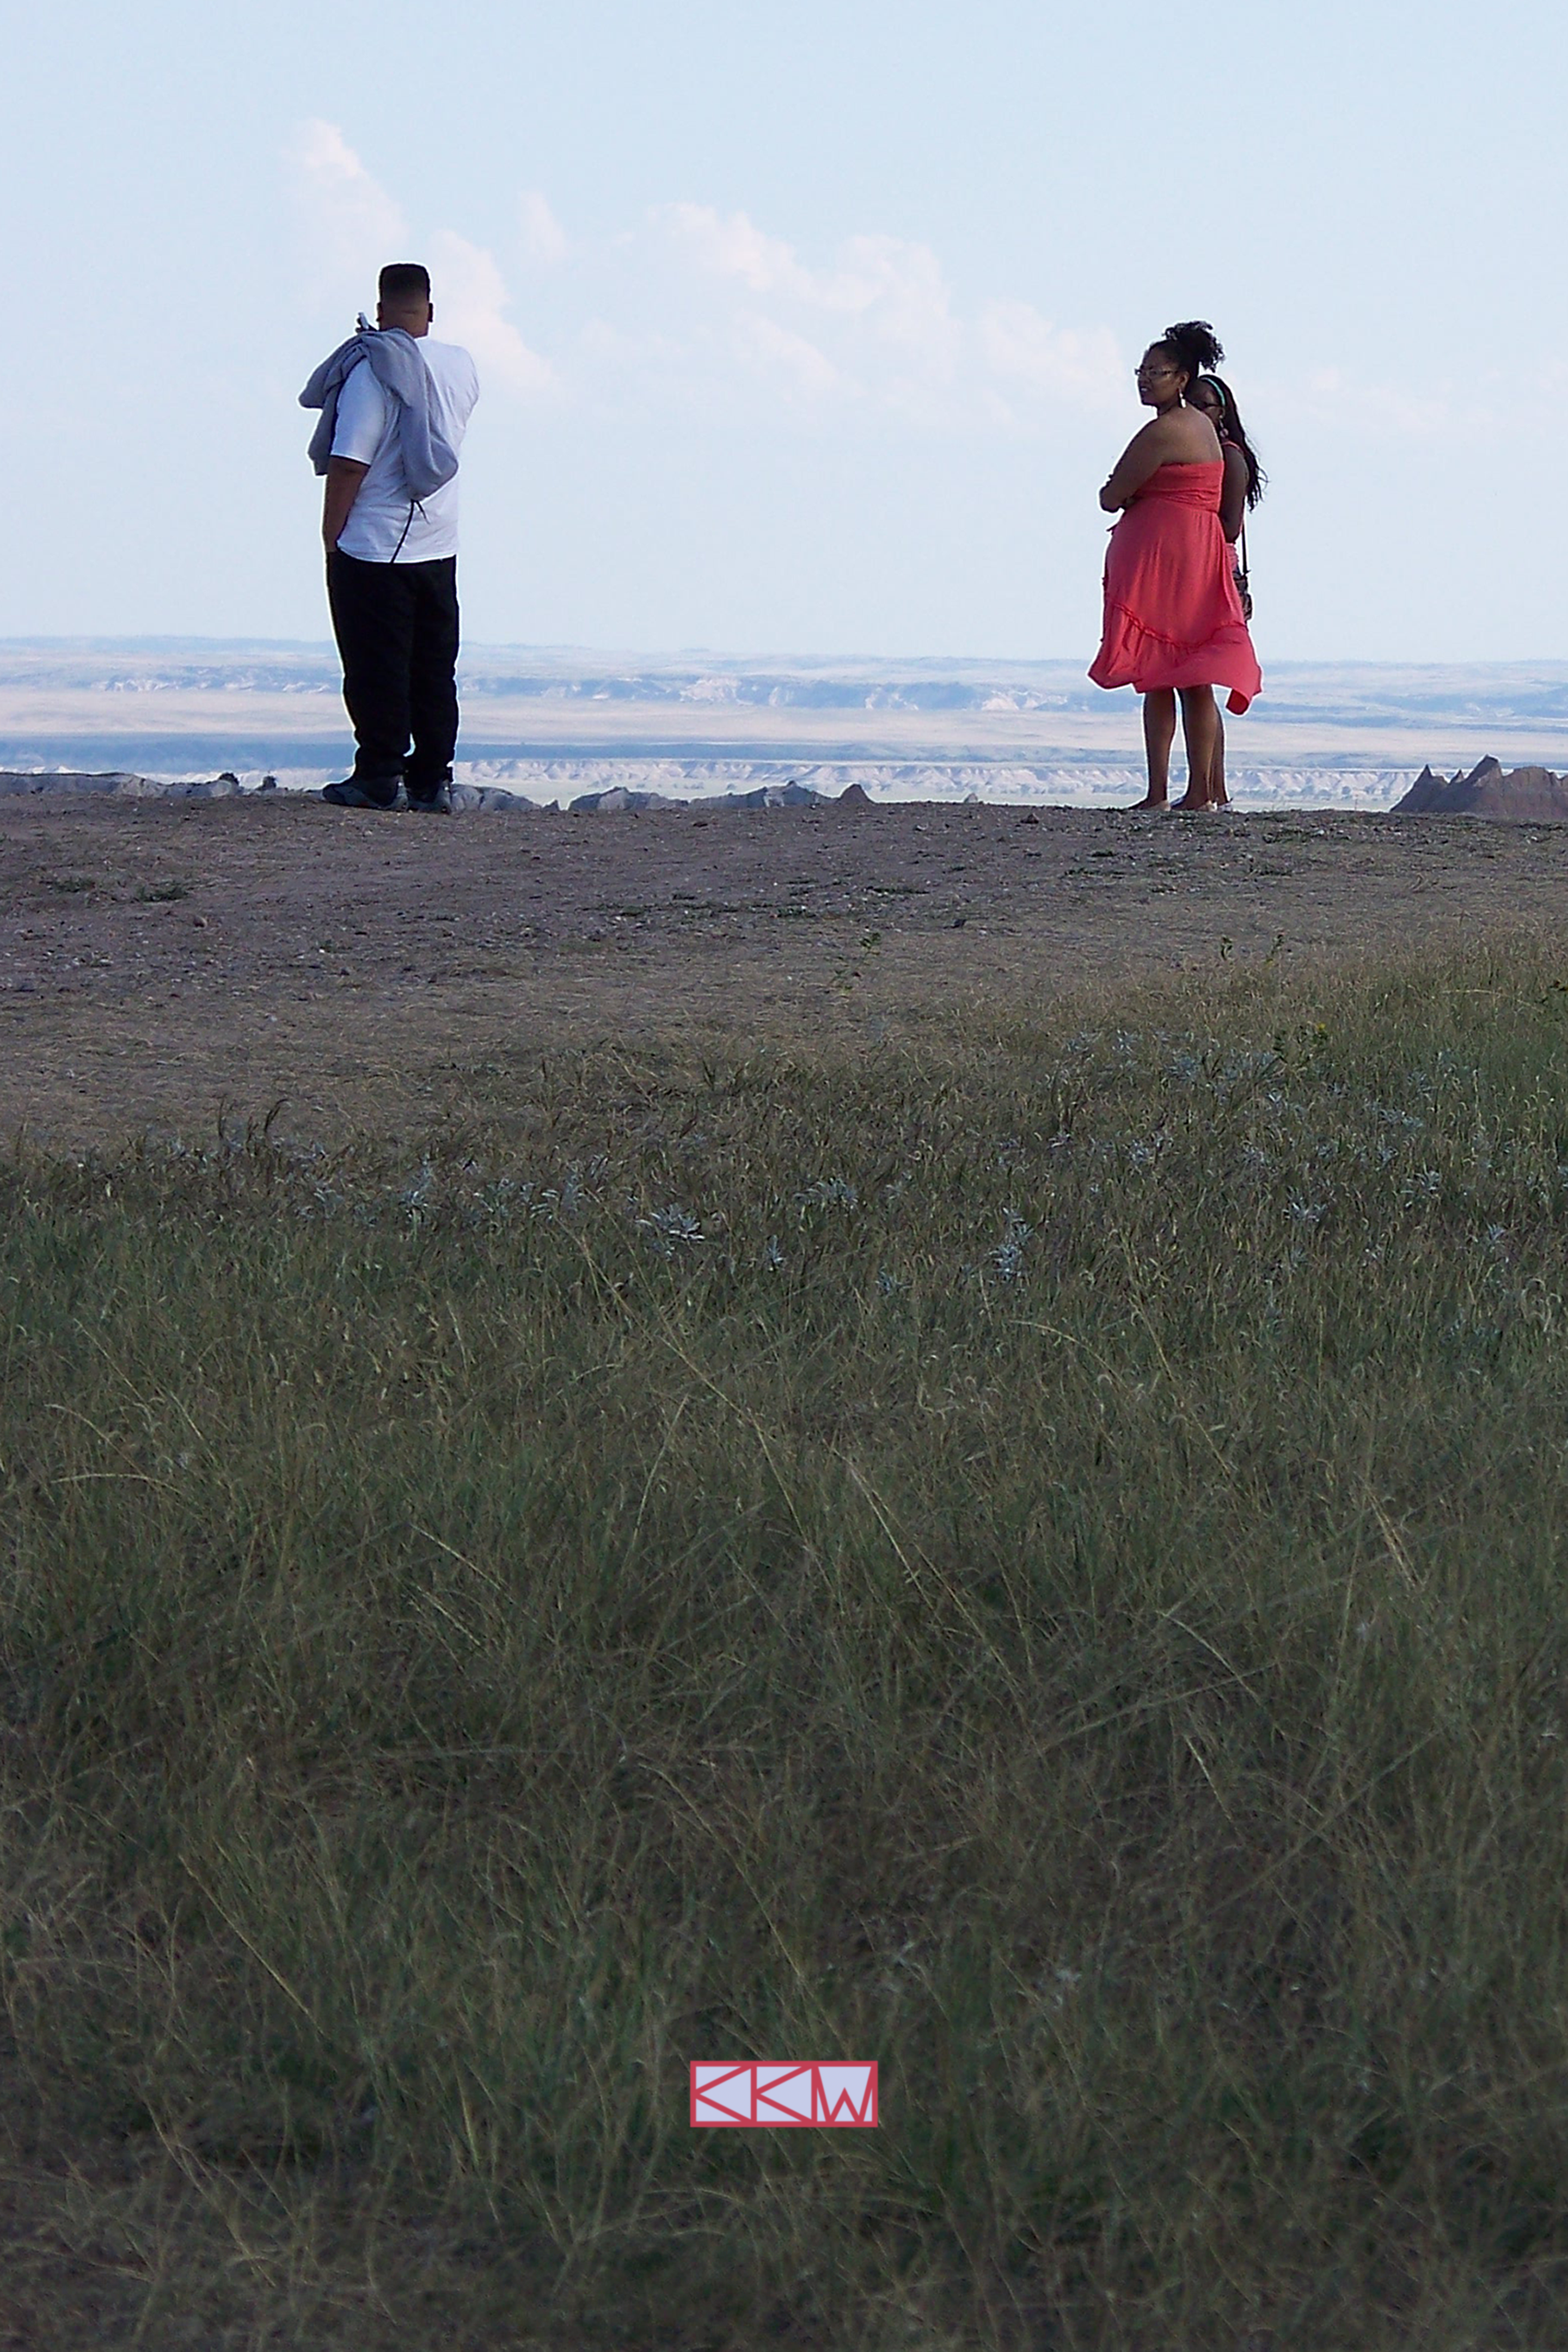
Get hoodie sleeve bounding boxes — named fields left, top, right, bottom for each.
left=330, top=359, right=391, bottom=465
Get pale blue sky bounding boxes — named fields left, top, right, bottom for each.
left=4, top=0, right=1563, bottom=659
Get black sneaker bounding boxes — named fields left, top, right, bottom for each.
left=322, top=777, right=403, bottom=810
left=406, top=782, right=453, bottom=814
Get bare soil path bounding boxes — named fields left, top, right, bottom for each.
left=1, top=795, right=1561, bottom=1145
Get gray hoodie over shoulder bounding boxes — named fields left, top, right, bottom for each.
left=299, top=320, right=460, bottom=498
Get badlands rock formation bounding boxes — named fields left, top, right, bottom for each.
left=1394, top=757, right=1568, bottom=821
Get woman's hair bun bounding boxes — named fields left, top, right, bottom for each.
left=1161, top=320, right=1224, bottom=377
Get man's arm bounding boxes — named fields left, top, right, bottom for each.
left=322, top=457, right=370, bottom=551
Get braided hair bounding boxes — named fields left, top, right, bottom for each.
left=1195, top=375, right=1266, bottom=510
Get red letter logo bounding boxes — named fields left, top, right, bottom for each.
left=689, top=2063, right=878, bottom=2128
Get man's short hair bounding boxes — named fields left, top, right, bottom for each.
left=379, top=262, right=431, bottom=308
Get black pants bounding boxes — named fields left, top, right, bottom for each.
left=327, top=550, right=460, bottom=799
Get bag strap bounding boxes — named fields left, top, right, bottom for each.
left=1238, top=519, right=1250, bottom=587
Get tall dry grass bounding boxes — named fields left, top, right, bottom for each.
left=6, top=939, right=1568, bottom=2347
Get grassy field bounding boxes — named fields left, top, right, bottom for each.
left=7, top=936, right=1568, bottom=2348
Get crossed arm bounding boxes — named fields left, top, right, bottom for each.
left=322, top=457, right=370, bottom=552
left=1099, top=418, right=1178, bottom=513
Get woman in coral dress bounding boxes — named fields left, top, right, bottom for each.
left=1090, top=320, right=1261, bottom=810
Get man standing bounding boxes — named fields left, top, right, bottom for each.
left=301, top=263, right=480, bottom=812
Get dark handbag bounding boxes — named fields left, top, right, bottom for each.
left=1234, top=522, right=1253, bottom=623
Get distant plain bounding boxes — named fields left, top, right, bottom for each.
left=7, top=642, right=1568, bottom=805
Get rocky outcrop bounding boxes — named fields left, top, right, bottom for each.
left=712, top=781, right=828, bottom=810
left=448, top=782, right=547, bottom=813
left=1394, top=757, right=1568, bottom=821
left=565, top=778, right=849, bottom=813
left=0, top=769, right=879, bottom=816
left=564, top=785, right=691, bottom=813
left=0, top=769, right=249, bottom=800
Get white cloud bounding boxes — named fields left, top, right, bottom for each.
left=283, top=155, right=1115, bottom=427
left=978, top=301, right=1124, bottom=411
left=426, top=230, right=555, bottom=397
left=736, top=313, right=843, bottom=400
left=520, top=191, right=569, bottom=267
left=661, top=201, right=1112, bottom=422
left=835, top=234, right=961, bottom=399
left=287, top=121, right=407, bottom=293
left=665, top=206, right=957, bottom=370
left=666, top=203, right=815, bottom=298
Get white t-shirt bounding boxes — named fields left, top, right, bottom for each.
left=330, top=338, right=480, bottom=564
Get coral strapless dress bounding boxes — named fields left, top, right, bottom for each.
left=1089, top=461, right=1261, bottom=714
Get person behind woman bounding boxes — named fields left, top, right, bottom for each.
left=1186, top=372, right=1266, bottom=806
left=1089, top=320, right=1260, bottom=811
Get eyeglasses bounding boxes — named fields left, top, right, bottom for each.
left=1135, top=365, right=1179, bottom=381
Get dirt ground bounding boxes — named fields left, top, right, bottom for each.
left=2, top=793, right=1564, bottom=1147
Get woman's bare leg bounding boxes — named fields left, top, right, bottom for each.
left=1130, top=690, right=1177, bottom=808
left=1173, top=687, right=1220, bottom=810
left=1209, top=709, right=1229, bottom=804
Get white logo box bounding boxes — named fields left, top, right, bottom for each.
left=689, top=2062, right=878, bottom=2128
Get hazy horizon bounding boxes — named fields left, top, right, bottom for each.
left=9, top=637, right=1568, bottom=678
left=6, top=641, right=1568, bottom=809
